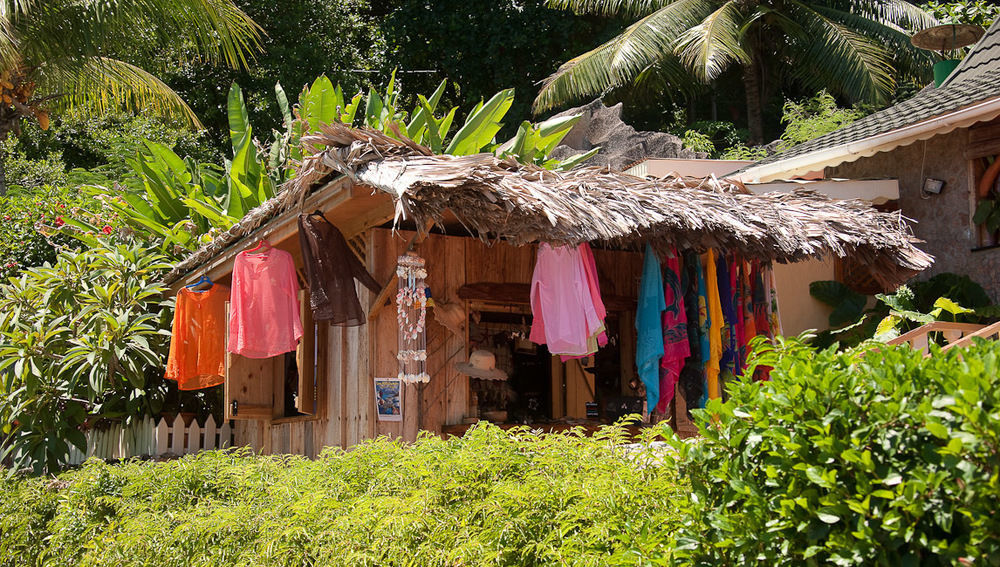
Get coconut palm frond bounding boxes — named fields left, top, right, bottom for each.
left=533, top=0, right=710, bottom=113
left=815, top=5, right=936, bottom=82
left=36, top=57, right=202, bottom=128
left=782, top=0, right=896, bottom=104
left=547, top=0, right=677, bottom=19
left=0, top=0, right=32, bottom=19
left=16, top=0, right=262, bottom=71
left=675, top=0, right=749, bottom=81
left=842, top=0, right=940, bottom=31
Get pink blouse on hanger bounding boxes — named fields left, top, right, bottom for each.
left=227, top=247, right=303, bottom=358
left=529, top=243, right=603, bottom=356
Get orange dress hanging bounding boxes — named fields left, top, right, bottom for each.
left=166, top=285, right=231, bottom=390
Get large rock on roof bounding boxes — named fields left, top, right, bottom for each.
left=548, top=99, right=703, bottom=171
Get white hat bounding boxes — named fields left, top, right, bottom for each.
left=454, top=349, right=508, bottom=381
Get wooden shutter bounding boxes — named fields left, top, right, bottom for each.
left=296, top=290, right=317, bottom=415
left=224, top=302, right=278, bottom=421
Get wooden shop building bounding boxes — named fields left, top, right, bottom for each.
left=163, top=124, right=931, bottom=456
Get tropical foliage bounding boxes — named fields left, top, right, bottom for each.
left=0, top=185, right=120, bottom=280
left=535, top=0, right=937, bottom=143
left=921, top=0, right=1000, bottom=27
left=158, top=0, right=386, bottom=145
left=67, top=75, right=596, bottom=257
left=0, top=244, right=173, bottom=474
left=808, top=273, right=996, bottom=348
left=675, top=338, right=1000, bottom=564
left=0, top=424, right=683, bottom=564
left=0, top=0, right=261, bottom=184
left=777, top=91, right=867, bottom=150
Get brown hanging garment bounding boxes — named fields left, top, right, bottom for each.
left=298, top=212, right=381, bottom=326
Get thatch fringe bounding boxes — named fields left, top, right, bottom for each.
left=164, top=124, right=932, bottom=287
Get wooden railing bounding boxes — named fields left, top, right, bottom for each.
left=886, top=321, right=1000, bottom=355
left=66, top=415, right=233, bottom=465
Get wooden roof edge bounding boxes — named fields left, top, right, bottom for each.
left=163, top=175, right=352, bottom=288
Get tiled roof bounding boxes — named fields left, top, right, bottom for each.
left=732, top=20, right=1000, bottom=180
left=943, top=21, right=1000, bottom=86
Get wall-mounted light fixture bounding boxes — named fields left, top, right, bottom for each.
left=922, top=178, right=945, bottom=195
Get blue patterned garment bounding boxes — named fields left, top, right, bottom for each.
left=635, top=243, right=665, bottom=412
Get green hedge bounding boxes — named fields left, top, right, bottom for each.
left=6, top=341, right=1000, bottom=565
left=675, top=339, right=1000, bottom=565
left=0, top=424, right=683, bottom=566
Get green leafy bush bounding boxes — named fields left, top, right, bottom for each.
left=0, top=424, right=684, bottom=566
left=808, top=273, right=997, bottom=348
left=922, top=0, right=1000, bottom=27
left=778, top=91, right=867, bottom=150
left=674, top=338, right=1000, bottom=565
left=0, top=243, right=173, bottom=473
left=682, top=129, right=715, bottom=155
left=720, top=143, right=769, bottom=161
left=15, top=111, right=221, bottom=180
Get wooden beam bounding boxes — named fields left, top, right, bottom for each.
left=169, top=176, right=354, bottom=293
left=457, top=282, right=637, bottom=312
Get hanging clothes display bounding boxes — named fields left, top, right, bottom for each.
left=751, top=262, right=770, bottom=341
left=765, top=265, right=782, bottom=337
left=679, top=251, right=707, bottom=409
left=228, top=244, right=303, bottom=358
left=529, top=243, right=604, bottom=356
left=732, top=257, right=747, bottom=371
left=166, top=285, right=231, bottom=390
left=655, top=250, right=689, bottom=413
left=635, top=243, right=666, bottom=413
left=558, top=243, right=608, bottom=362
left=741, top=260, right=758, bottom=343
left=397, top=252, right=429, bottom=383
left=298, top=212, right=381, bottom=326
left=704, top=249, right=724, bottom=400
left=717, top=253, right=740, bottom=383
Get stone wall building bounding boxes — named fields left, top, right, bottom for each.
left=733, top=20, right=1000, bottom=299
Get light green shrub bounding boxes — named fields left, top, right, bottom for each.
left=674, top=338, right=1000, bottom=565
left=0, top=423, right=684, bottom=566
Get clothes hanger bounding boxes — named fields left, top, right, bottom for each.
left=245, top=238, right=272, bottom=255
left=185, top=273, right=213, bottom=292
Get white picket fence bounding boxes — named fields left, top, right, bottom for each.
left=66, top=415, right=233, bottom=465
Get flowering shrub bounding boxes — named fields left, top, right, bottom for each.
left=0, top=186, right=119, bottom=280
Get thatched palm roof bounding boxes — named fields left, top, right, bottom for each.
left=164, top=124, right=932, bottom=287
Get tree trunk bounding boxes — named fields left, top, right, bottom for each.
left=743, top=58, right=765, bottom=145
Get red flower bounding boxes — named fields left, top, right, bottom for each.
left=102, top=225, right=113, bottom=235
left=55, top=216, right=65, bottom=227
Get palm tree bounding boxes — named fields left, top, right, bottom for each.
left=0, top=0, right=262, bottom=194
left=534, top=0, right=937, bottom=144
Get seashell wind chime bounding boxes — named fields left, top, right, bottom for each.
left=396, top=252, right=429, bottom=383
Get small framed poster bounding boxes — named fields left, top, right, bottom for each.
left=374, top=378, right=403, bottom=422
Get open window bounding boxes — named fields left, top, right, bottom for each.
left=224, top=289, right=324, bottom=421
left=967, top=120, right=1000, bottom=248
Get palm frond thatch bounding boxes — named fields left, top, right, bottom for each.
left=164, top=124, right=932, bottom=287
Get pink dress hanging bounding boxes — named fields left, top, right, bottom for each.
left=227, top=246, right=303, bottom=359
left=529, top=243, right=603, bottom=356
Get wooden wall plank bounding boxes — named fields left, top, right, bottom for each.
left=372, top=228, right=405, bottom=440
left=345, top=325, right=361, bottom=446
